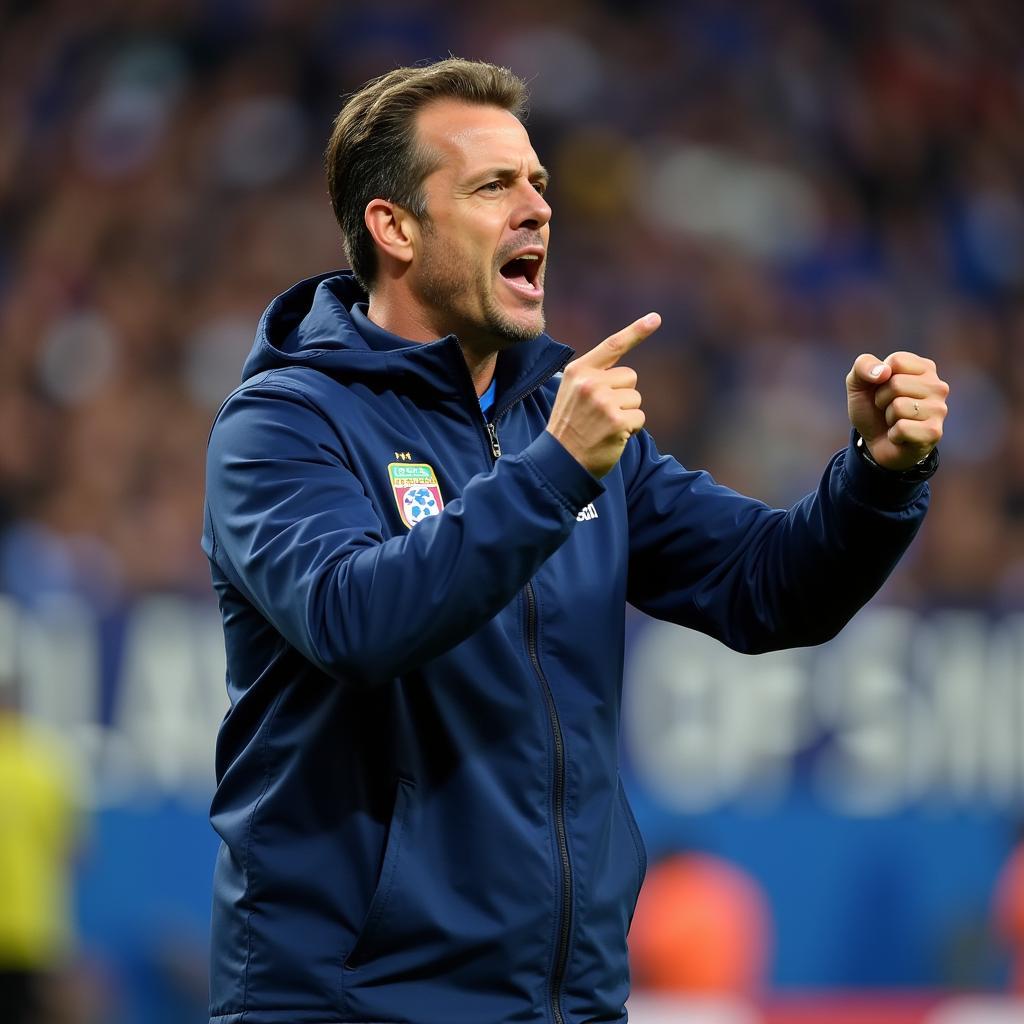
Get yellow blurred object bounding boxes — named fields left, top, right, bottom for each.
left=0, top=711, right=79, bottom=968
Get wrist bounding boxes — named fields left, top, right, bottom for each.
left=854, top=432, right=938, bottom=482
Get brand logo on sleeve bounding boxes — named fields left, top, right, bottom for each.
left=389, top=463, right=444, bottom=529
left=576, top=502, right=599, bottom=522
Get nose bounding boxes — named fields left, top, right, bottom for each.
left=511, top=181, right=552, bottom=232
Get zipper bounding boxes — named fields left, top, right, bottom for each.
left=489, top=351, right=573, bottom=425
left=481, top=416, right=572, bottom=1024
left=486, top=420, right=502, bottom=460
left=524, top=580, right=572, bottom=1024
left=466, top=342, right=571, bottom=467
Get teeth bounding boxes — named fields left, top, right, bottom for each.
left=519, top=254, right=540, bottom=260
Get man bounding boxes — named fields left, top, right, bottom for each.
left=203, top=58, right=947, bottom=1024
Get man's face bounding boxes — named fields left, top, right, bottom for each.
left=409, top=100, right=552, bottom=351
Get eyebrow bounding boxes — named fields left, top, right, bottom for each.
left=472, top=165, right=551, bottom=189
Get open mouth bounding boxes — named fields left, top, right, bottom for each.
left=498, top=251, right=544, bottom=299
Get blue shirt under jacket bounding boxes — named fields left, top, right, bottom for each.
left=202, top=271, right=930, bottom=1024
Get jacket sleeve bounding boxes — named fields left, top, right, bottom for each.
left=203, top=381, right=603, bottom=685
left=621, top=430, right=930, bottom=653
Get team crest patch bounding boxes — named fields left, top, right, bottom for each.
left=389, top=462, right=444, bottom=529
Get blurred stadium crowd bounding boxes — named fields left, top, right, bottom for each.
left=1, top=0, right=1022, bottom=606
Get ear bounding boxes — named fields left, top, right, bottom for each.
left=364, top=199, right=418, bottom=267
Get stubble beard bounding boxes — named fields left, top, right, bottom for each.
left=417, top=229, right=545, bottom=348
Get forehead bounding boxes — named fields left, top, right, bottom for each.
left=415, top=99, right=540, bottom=177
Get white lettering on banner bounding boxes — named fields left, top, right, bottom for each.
left=3, top=597, right=1024, bottom=813
left=623, top=608, right=1024, bottom=815
left=813, top=608, right=919, bottom=814
left=0, top=594, right=227, bottom=809
left=17, top=596, right=99, bottom=732
left=0, top=595, right=16, bottom=679
left=115, top=597, right=226, bottom=801
left=624, top=624, right=809, bottom=812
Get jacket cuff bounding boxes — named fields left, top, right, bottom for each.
left=522, top=431, right=605, bottom=517
left=840, top=433, right=933, bottom=510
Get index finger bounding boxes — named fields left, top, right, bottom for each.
left=884, top=351, right=934, bottom=376
left=578, top=313, right=661, bottom=370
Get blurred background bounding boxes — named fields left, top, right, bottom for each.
left=1, top=0, right=1023, bottom=1021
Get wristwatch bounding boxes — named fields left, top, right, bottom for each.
left=854, top=432, right=939, bottom=482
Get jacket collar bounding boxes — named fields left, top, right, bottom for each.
left=244, top=271, right=572, bottom=410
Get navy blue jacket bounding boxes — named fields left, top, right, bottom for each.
left=203, top=272, right=930, bottom=1024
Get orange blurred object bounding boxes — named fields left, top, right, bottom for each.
left=629, top=852, right=771, bottom=994
left=993, top=843, right=1024, bottom=992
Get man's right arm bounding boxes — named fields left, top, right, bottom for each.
left=204, top=380, right=601, bottom=687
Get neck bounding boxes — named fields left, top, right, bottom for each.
left=462, top=349, right=498, bottom=398
left=365, top=290, right=436, bottom=345
left=366, top=292, right=497, bottom=398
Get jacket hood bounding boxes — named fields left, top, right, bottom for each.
left=242, top=271, right=573, bottom=407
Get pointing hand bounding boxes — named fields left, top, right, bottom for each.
left=546, top=313, right=661, bottom=478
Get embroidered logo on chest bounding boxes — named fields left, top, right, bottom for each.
left=389, top=462, right=444, bottom=529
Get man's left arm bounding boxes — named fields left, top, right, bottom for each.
left=623, top=350, right=948, bottom=653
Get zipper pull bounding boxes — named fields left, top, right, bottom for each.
left=486, top=421, right=502, bottom=460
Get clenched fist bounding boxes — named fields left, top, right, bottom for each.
left=847, top=351, right=949, bottom=471
left=547, top=313, right=661, bottom=478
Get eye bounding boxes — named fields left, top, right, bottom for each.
left=479, top=180, right=505, bottom=194
left=532, top=180, right=548, bottom=196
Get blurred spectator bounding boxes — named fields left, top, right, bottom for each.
left=0, top=0, right=1020, bottom=598
left=629, top=853, right=771, bottom=994
left=0, top=671, right=83, bottom=1024
left=993, top=827, right=1024, bottom=994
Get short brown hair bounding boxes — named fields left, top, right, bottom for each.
left=325, top=58, right=528, bottom=291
